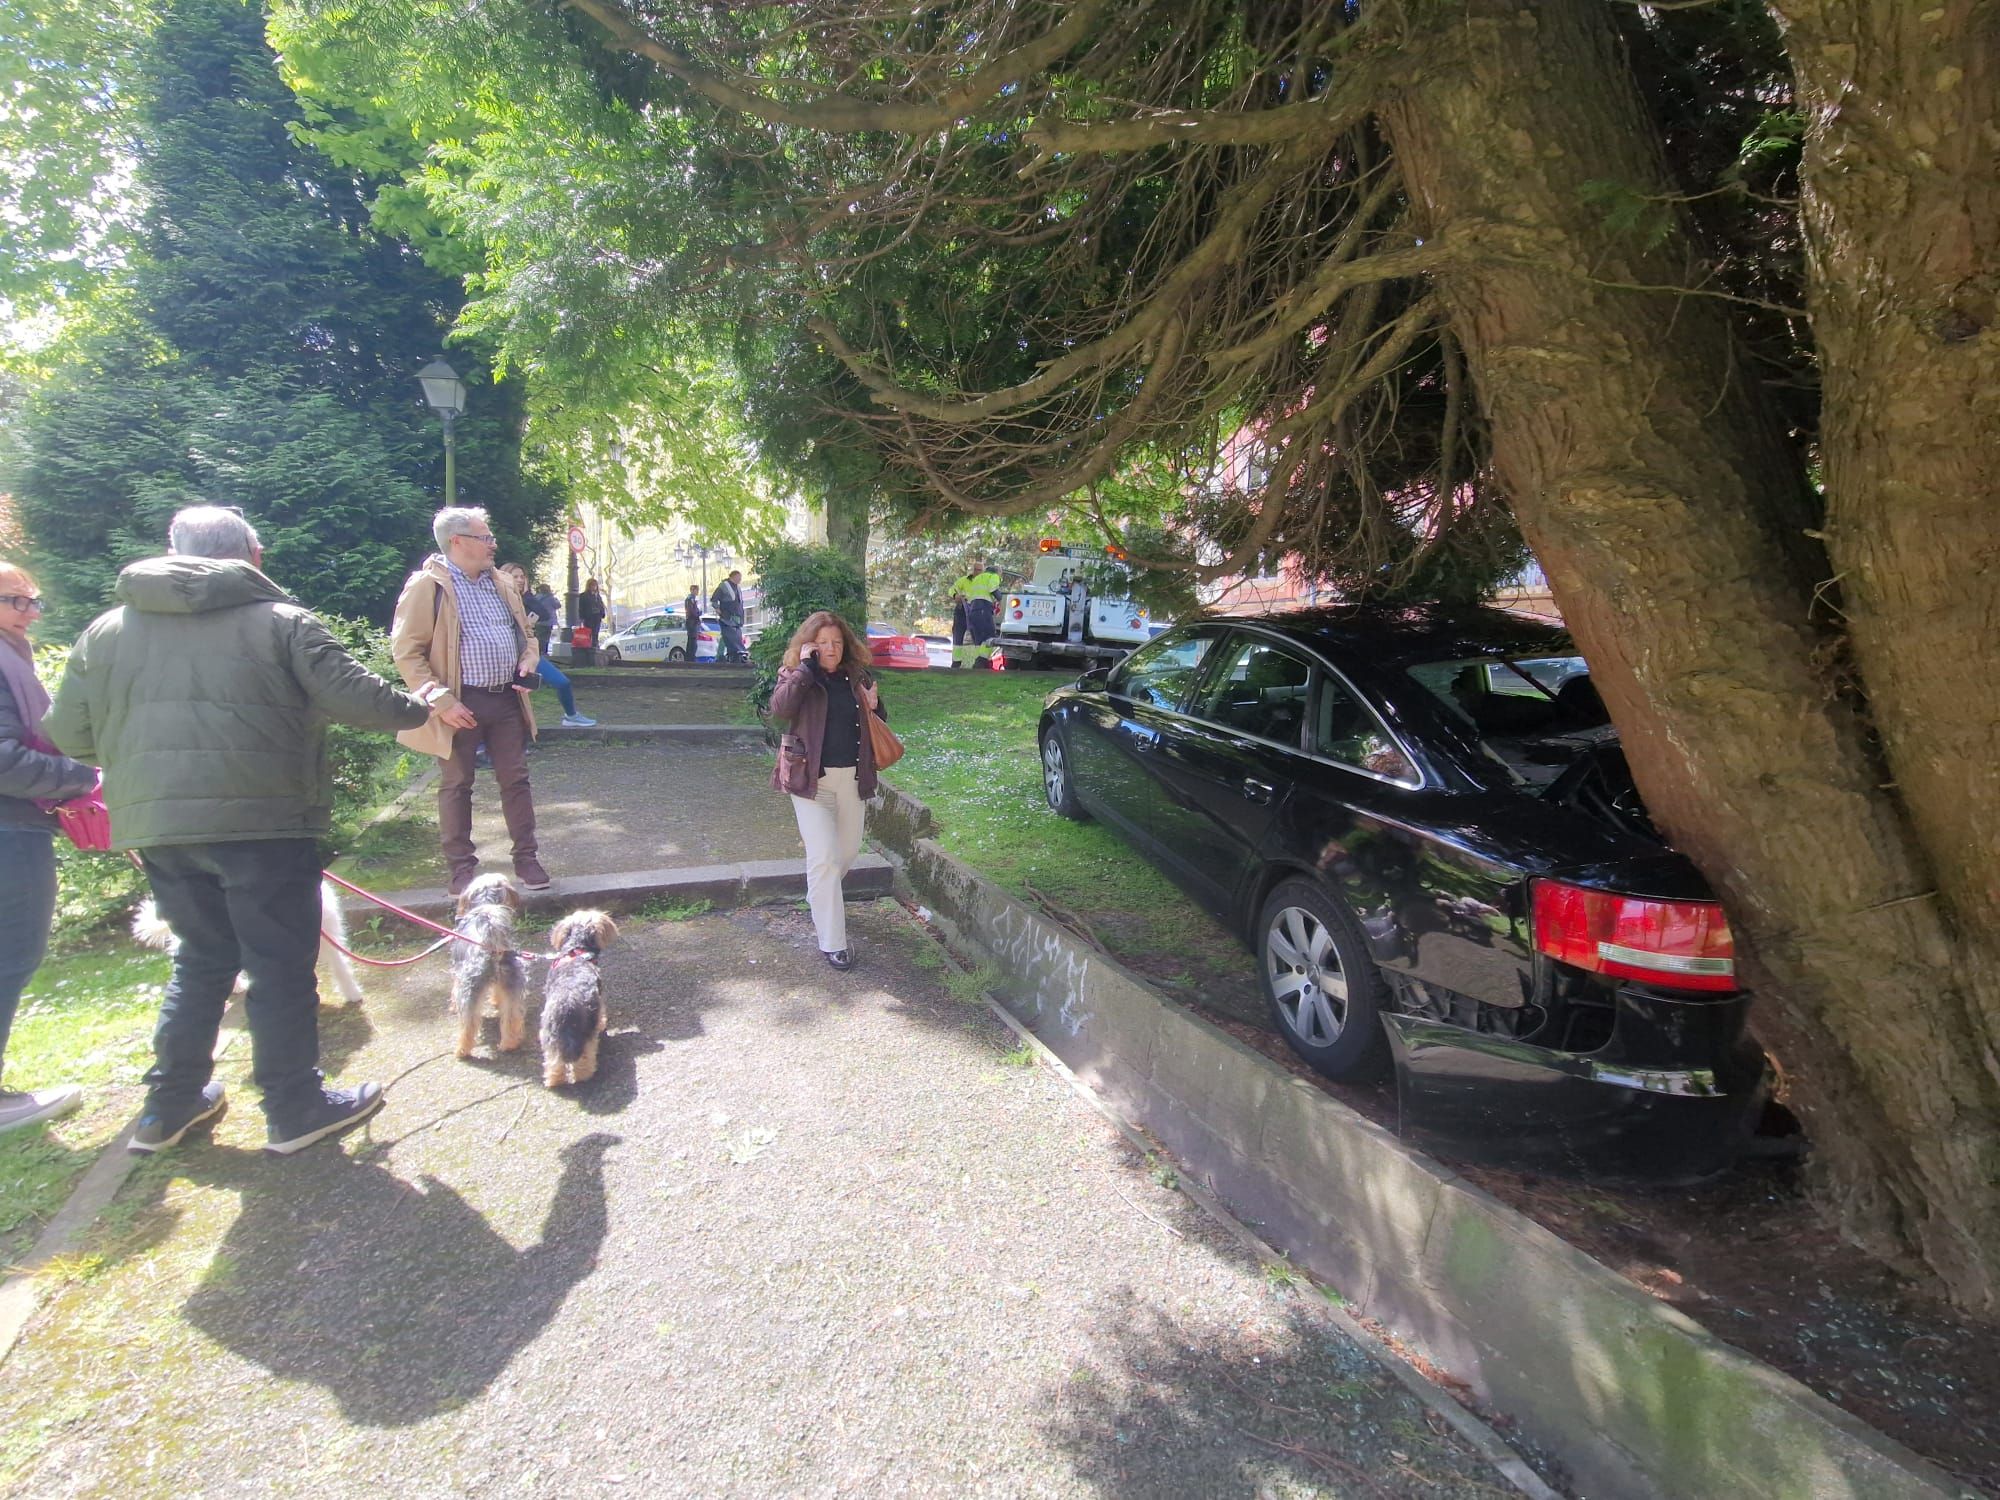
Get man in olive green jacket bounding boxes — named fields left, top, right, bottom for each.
left=47, top=506, right=434, bottom=1157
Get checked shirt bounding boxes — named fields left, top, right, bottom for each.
left=448, top=560, right=519, bottom=688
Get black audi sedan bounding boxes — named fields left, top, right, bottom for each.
left=1037, top=608, right=1766, bottom=1179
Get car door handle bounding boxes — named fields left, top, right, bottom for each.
left=1242, top=778, right=1273, bottom=803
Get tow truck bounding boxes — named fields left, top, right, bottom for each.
left=995, top=539, right=1152, bottom=670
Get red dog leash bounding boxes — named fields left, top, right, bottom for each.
left=321, top=869, right=561, bottom=965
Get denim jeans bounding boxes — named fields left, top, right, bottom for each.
left=0, top=830, right=58, bottom=1082
left=538, top=654, right=579, bottom=716
left=138, top=838, right=326, bottom=1120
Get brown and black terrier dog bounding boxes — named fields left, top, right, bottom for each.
left=450, top=874, right=529, bottom=1059
left=539, top=910, right=618, bottom=1087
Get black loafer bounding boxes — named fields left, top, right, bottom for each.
left=824, top=949, right=853, bottom=971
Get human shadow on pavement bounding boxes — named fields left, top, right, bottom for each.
left=176, top=1132, right=616, bottom=1426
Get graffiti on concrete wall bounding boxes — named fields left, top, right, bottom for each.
left=985, top=901, right=1094, bottom=1037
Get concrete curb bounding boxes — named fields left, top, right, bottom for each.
left=538, top=724, right=764, bottom=744
left=343, top=853, right=895, bottom=923
left=867, top=783, right=1977, bottom=1500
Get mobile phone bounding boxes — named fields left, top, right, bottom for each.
left=512, top=670, right=542, bottom=691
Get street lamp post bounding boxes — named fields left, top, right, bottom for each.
left=416, top=359, right=468, bottom=506
left=675, top=541, right=731, bottom=610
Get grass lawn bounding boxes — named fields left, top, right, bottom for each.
left=879, top=667, right=1261, bottom=1017
left=0, top=946, right=170, bottom=1270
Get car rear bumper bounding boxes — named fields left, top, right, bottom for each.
left=1381, top=989, right=1767, bottom=1181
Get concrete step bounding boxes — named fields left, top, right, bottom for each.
left=343, top=852, right=894, bottom=923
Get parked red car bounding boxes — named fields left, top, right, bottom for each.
left=866, top=622, right=932, bottom=670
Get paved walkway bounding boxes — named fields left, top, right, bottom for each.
left=0, top=678, right=1523, bottom=1498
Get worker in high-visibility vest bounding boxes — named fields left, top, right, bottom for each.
left=948, top=558, right=1002, bottom=668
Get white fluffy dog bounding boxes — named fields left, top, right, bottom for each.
left=131, top=879, right=363, bottom=1005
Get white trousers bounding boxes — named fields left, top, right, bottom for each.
left=790, top=766, right=865, bottom=953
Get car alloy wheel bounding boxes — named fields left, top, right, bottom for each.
left=1041, top=731, right=1087, bottom=820
left=1256, top=878, right=1389, bottom=1080
left=604, top=646, right=621, bottom=664
left=668, top=646, right=685, bottom=662
left=1266, top=905, right=1347, bottom=1046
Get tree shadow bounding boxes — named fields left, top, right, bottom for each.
left=171, top=1131, right=615, bottom=1426
left=1038, top=1294, right=1513, bottom=1499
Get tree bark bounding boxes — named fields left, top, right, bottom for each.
left=1769, top=0, right=2000, bottom=947
left=1382, top=0, right=2000, bottom=1307
left=824, top=483, right=871, bottom=585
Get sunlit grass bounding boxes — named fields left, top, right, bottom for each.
left=0, top=946, right=171, bottom=1267
left=880, top=669, right=1249, bottom=995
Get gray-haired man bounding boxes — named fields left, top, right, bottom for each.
left=47, top=506, right=434, bottom=1155
left=390, top=506, right=548, bottom=896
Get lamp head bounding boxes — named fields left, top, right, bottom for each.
left=416, top=359, right=467, bottom=416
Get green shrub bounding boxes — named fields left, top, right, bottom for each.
left=748, top=541, right=867, bottom=713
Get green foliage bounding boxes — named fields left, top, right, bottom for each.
left=747, top=541, right=867, bottom=710
left=6, top=0, right=562, bottom=634
left=0, top=0, right=157, bottom=315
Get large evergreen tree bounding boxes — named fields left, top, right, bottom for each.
left=272, top=0, right=2000, bottom=1308
left=9, top=0, right=560, bottom=633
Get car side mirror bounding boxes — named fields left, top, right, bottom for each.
left=1078, top=667, right=1111, bottom=693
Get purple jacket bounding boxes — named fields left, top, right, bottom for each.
left=769, top=662, right=888, bottom=798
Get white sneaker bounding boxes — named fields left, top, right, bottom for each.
left=0, top=1084, right=83, bottom=1137
left=560, top=713, right=597, bottom=727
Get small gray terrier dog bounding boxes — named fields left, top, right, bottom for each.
left=539, top=910, right=619, bottom=1087
left=450, top=873, right=528, bottom=1058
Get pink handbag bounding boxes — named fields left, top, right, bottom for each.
left=50, top=786, right=112, bottom=851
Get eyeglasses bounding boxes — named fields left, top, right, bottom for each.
left=457, top=532, right=497, bottom=545
left=0, top=595, right=44, bottom=613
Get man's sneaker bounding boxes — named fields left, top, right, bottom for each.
left=129, top=1082, right=226, bottom=1155
left=0, top=1084, right=83, bottom=1138
left=264, top=1083, right=383, bottom=1157
left=515, top=859, right=552, bottom=892
left=559, top=713, right=597, bottom=728
left=448, top=865, right=479, bottom=898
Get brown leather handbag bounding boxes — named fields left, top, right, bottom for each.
left=864, top=704, right=904, bottom=772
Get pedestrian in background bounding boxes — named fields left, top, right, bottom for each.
left=0, top=561, right=99, bottom=1136
left=578, top=579, right=607, bottom=647
left=501, top=563, right=595, bottom=728
left=949, top=556, right=1002, bottom=668
left=769, top=611, right=887, bottom=971
left=46, top=507, right=433, bottom=1155
left=713, top=568, right=749, bottom=664
left=392, top=507, right=550, bottom=896
left=684, top=583, right=702, bottom=664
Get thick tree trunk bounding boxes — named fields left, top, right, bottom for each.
left=1769, top=0, right=2000, bottom=946
left=824, top=484, right=870, bottom=584
left=1382, top=0, right=2000, bottom=1306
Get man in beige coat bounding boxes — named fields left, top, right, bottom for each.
left=391, top=506, right=548, bottom=896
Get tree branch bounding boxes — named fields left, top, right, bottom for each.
left=808, top=143, right=1304, bottom=423
left=1019, top=39, right=1393, bottom=168
left=562, top=0, right=1115, bottom=135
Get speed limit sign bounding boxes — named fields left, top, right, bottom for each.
left=568, top=525, right=587, bottom=554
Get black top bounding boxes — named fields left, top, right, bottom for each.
left=812, top=660, right=861, bottom=769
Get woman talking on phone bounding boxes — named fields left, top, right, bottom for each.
left=769, top=611, right=890, bottom=970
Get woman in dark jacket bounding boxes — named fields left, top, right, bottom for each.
left=578, top=579, right=607, bottom=647
left=768, top=610, right=886, bottom=970
left=0, top=561, right=98, bottom=1134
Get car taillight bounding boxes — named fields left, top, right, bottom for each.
left=1531, top=879, right=1736, bottom=992
left=1127, top=616, right=1142, bottom=629
left=1011, top=609, right=1023, bottom=619
left=1009, top=596, right=1021, bottom=607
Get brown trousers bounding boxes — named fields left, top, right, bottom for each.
left=438, top=686, right=537, bottom=876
